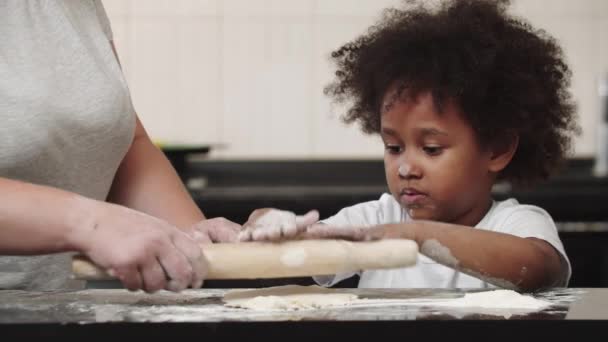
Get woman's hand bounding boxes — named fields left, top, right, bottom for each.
left=70, top=200, right=207, bottom=293
left=185, top=217, right=242, bottom=244
left=237, top=208, right=319, bottom=242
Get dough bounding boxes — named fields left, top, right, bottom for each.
left=223, top=286, right=553, bottom=312
left=223, top=285, right=358, bottom=310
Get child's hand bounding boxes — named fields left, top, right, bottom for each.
left=237, top=208, right=319, bottom=242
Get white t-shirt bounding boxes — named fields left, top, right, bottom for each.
left=314, top=193, right=571, bottom=289
left=0, top=0, right=136, bottom=290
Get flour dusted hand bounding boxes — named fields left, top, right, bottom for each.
left=70, top=200, right=207, bottom=293
left=186, top=217, right=242, bottom=244
left=238, top=209, right=319, bottom=242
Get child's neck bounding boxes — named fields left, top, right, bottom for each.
left=451, top=196, right=494, bottom=227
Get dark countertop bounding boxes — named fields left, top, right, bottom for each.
left=1, top=288, right=607, bottom=338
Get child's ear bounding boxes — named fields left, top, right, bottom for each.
left=488, top=133, right=519, bottom=173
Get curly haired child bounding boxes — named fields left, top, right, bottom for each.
left=239, top=0, right=579, bottom=292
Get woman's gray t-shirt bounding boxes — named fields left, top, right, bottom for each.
left=0, top=0, right=136, bottom=290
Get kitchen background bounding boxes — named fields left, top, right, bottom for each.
left=100, top=0, right=608, bottom=288
left=103, top=0, right=607, bottom=159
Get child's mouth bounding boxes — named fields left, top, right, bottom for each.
left=400, top=188, right=427, bottom=205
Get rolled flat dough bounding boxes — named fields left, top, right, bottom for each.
left=223, top=285, right=358, bottom=310
left=223, top=286, right=553, bottom=312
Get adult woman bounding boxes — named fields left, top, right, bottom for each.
left=0, top=0, right=239, bottom=292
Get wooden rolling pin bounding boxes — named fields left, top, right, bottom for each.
left=72, top=239, right=418, bottom=280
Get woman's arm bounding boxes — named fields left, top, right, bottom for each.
left=106, top=41, right=240, bottom=240
left=0, top=177, right=89, bottom=255
left=0, top=177, right=205, bottom=292
left=106, top=116, right=205, bottom=228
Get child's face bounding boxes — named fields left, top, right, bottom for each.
left=381, top=91, right=494, bottom=226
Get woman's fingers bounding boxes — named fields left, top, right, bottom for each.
left=171, top=232, right=207, bottom=289
left=140, top=257, right=167, bottom=293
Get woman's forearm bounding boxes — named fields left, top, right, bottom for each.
left=0, top=177, right=93, bottom=255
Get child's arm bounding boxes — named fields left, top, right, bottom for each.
left=304, top=221, right=564, bottom=292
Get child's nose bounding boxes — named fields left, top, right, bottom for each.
left=398, top=160, right=421, bottom=179
left=398, top=163, right=411, bottom=177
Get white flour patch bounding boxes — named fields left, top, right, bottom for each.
left=419, top=240, right=521, bottom=290
left=421, top=289, right=554, bottom=319
left=420, top=239, right=459, bottom=268
left=280, top=248, right=307, bottom=267
left=431, top=289, right=552, bottom=310
left=225, top=293, right=358, bottom=311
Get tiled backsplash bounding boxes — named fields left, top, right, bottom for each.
left=102, top=0, right=608, bottom=158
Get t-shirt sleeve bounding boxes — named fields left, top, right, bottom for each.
left=497, top=205, right=572, bottom=287
left=313, top=194, right=396, bottom=287
left=93, top=0, right=114, bottom=41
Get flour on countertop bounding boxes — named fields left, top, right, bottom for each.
left=432, top=289, right=552, bottom=309
left=222, top=286, right=552, bottom=312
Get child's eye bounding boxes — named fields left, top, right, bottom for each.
left=385, top=144, right=403, bottom=154
left=423, top=146, right=443, bottom=156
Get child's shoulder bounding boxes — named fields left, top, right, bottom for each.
left=481, top=197, right=556, bottom=233
left=490, top=198, right=553, bottom=217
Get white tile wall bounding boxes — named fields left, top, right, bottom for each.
left=311, top=18, right=386, bottom=158
left=510, top=0, right=608, bottom=157
left=102, top=0, right=608, bottom=159
left=221, top=16, right=315, bottom=156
